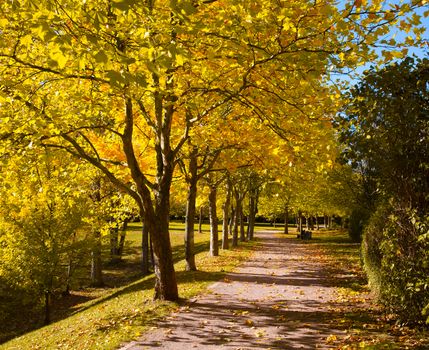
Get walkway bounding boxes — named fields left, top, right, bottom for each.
left=120, top=231, right=344, bottom=349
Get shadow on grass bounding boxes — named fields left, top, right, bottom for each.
left=72, top=267, right=228, bottom=318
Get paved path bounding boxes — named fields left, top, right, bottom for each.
left=120, top=231, right=344, bottom=349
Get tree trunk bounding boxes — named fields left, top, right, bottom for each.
left=133, top=155, right=178, bottom=301
left=232, top=202, right=239, bottom=247
left=309, top=216, right=314, bottom=230
left=141, top=222, right=150, bottom=275
left=239, top=207, right=246, bottom=242
left=149, top=232, right=155, bottom=270
left=284, top=206, right=289, bottom=234
left=209, top=186, right=219, bottom=256
left=117, top=219, right=128, bottom=257
left=324, top=215, right=328, bottom=228
left=185, top=178, right=198, bottom=271
left=247, top=192, right=257, bottom=240
left=110, top=226, right=120, bottom=263
left=222, top=178, right=231, bottom=250
left=145, top=208, right=178, bottom=301
left=229, top=205, right=234, bottom=235
left=44, top=291, right=51, bottom=325
left=198, top=205, right=203, bottom=233
left=298, top=211, right=303, bottom=233
left=91, top=231, right=104, bottom=287
left=316, top=216, right=320, bottom=230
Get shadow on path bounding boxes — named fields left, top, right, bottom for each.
left=120, top=230, right=354, bottom=350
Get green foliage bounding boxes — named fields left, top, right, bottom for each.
left=361, top=203, right=388, bottom=299
left=364, top=204, right=429, bottom=324
left=348, top=207, right=371, bottom=243
left=339, top=57, right=429, bottom=210
left=339, top=57, right=429, bottom=323
left=380, top=209, right=429, bottom=324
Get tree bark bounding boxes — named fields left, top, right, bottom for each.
left=145, top=207, right=178, bottom=301
left=239, top=207, right=246, bottom=242
left=284, top=206, right=289, bottom=234
left=141, top=221, right=150, bottom=275
left=222, top=178, right=231, bottom=249
left=184, top=179, right=198, bottom=271
left=209, top=185, right=219, bottom=256
left=184, top=149, right=198, bottom=271
left=44, top=291, right=51, bottom=325
left=117, top=219, right=128, bottom=257
left=296, top=214, right=300, bottom=232
left=198, top=205, right=203, bottom=234
left=90, top=230, right=104, bottom=287
left=232, top=202, right=239, bottom=247
left=229, top=205, right=234, bottom=235
left=247, top=191, right=257, bottom=240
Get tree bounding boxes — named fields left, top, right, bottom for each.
left=0, top=149, right=91, bottom=324
left=337, top=57, right=429, bottom=323
left=0, top=0, right=425, bottom=301
left=178, top=142, right=221, bottom=270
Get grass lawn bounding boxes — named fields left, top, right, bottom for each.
left=1, top=221, right=259, bottom=350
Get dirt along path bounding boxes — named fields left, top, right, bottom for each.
left=119, top=230, right=347, bottom=350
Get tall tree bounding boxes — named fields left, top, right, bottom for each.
left=0, top=0, right=425, bottom=301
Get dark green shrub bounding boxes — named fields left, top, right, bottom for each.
left=349, top=207, right=371, bottom=242
left=362, top=204, right=387, bottom=297
left=380, top=209, right=429, bottom=324
left=363, top=203, right=429, bottom=324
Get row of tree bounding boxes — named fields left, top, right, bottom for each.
left=0, top=133, right=346, bottom=326
left=0, top=0, right=426, bottom=314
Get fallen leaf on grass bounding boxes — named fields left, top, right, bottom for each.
left=325, top=334, right=337, bottom=344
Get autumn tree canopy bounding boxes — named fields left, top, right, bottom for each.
left=0, top=0, right=426, bottom=300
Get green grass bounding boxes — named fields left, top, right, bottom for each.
left=1, top=222, right=259, bottom=350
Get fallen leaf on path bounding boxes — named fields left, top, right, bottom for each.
left=255, top=330, right=266, bottom=338
left=245, top=319, right=255, bottom=326
left=325, top=334, right=337, bottom=344
left=233, top=310, right=249, bottom=316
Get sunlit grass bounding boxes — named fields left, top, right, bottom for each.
left=1, top=222, right=259, bottom=350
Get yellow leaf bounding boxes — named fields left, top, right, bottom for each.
left=245, top=319, right=254, bottom=326
left=325, top=334, right=337, bottom=344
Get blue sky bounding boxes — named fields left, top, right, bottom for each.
left=332, top=0, right=429, bottom=86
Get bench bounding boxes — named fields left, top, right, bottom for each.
left=296, top=230, right=312, bottom=240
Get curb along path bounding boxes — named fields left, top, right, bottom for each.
left=120, top=231, right=343, bottom=349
